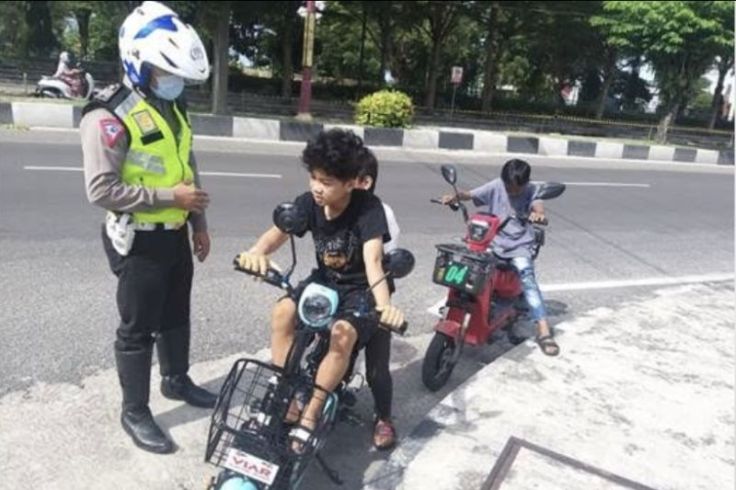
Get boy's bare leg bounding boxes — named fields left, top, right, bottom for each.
left=271, top=298, right=297, bottom=367
left=298, top=320, right=358, bottom=433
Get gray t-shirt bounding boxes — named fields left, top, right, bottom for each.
left=470, top=178, right=539, bottom=259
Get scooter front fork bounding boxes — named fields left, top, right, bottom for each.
left=449, top=312, right=472, bottom=364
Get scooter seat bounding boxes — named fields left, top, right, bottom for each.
left=493, top=256, right=516, bottom=271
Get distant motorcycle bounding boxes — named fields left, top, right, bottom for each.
left=35, top=69, right=95, bottom=100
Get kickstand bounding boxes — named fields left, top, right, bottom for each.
left=316, top=452, right=343, bottom=486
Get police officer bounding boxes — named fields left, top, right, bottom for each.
left=80, top=1, right=216, bottom=454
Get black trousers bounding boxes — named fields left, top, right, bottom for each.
left=364, top=327, right=392, bottom=420
left=102, top=225, right=193, bottom=371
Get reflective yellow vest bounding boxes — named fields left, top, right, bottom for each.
left=117, top=92, right=193, bottom=225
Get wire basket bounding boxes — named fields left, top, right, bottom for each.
left=205, top=358, right=338, bottom=490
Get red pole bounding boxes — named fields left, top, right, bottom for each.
left=297, top=0, right=316, bottom=119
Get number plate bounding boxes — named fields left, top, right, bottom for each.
left=439, top=260, right=469, bottom=286
left=223, top=447, right=280, bottom=485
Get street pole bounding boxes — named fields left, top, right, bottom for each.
left=357, top=1, right=367, bottom=99
left=296, top=0, right=316, bottom=121
left=450, top=84, right=458, bottom=119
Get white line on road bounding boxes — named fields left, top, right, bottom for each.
left=540, top=273, right=734, bottom=292
left=199, top=171, right=281, bottom=179
left=560, top=182, right=650, bottom=188
left=23, top=166, right=282, bottom=179
left=24, top=166, right=82, bottom=172
left=531, top=179, right=649, bottom=188
left=426, top=272, right=734, bottom=316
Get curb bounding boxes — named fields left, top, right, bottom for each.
left=1, top=100, right=733, bottom=165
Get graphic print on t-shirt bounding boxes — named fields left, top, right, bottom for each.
left=315, top=230, right=360, bottom=272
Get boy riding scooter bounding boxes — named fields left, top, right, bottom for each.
left=441, top=159, right=560, bottom=356
left=236, top=129, right=405, bottom=452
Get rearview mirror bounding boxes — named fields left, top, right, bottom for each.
left=273, top=202, right=308, bottom=235
left=533, top=182, right=566, bottom=200
left=440, top=165, right=457, bottom=186
left=382, top=248, right=415, bottom=279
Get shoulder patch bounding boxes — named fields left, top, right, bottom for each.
left=99, top=118, right=125, bottom=148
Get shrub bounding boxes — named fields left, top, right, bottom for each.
left=355, top=89, right=414, bottom=128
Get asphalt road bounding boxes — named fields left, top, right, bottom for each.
left=0, top=130, right=733, bottom=395
left=0, top=129, right=733, bottom=489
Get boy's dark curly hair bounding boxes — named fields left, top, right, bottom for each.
left=302, top=129, right=365, bottom=181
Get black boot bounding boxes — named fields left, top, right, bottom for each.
left=115, top=347, right=174, bottom=454
left=157, top=326, right=217, bottom=409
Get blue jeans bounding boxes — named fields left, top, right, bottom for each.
left=510, top=256, right=547, bottom=322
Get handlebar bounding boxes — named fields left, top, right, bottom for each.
left=382, top=319, right=409, bottom=336
left=234, top=256, right=408, bottom=336
left=430, top=198, right=460, bottom=212
left=352, top=309, right=409, bottom=336
left=233, top=257, right=285, bottom=289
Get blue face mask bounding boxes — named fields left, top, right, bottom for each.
left=151, top=74, right=184, bottom=100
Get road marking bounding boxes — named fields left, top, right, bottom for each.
left=560, top=182, right=650, bottom=188
left=24, top=166, right=82, bottom=172
left=23, top=166, right=282, bottom=179
left=199, top=171, right=281, bottom=179
left=540, top=273, right=734, bottom=292
left=427, top=272, right=734, bottom=316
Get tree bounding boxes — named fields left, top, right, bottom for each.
left=593, top=1, right=734, bottom=142
left=479, top=1, right=502, bottom=113
left=205, top=1, right=231, bottom=114
left=0, top=2, right=29, bottom=59
left=709, top=55, right=734, bottom=129
left=231, top=1, right=301, bottom=98
left=86, top=2, right=130, bottom=61
left=24, top=1, right=58, bottom=58
left=708, top=6, right=735, bottom=129
left=414, top=1, right=464, bottom=109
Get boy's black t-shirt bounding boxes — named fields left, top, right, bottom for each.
left=294, top=189, right=389, bottom=288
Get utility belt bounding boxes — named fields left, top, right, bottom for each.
left=105, top=211, right=186, bottom=256
left=132, top=221, right=186, bottom=231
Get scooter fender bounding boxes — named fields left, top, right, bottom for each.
left=434, top=319, right=462, bottom=342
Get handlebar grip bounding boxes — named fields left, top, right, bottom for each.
left=380, top=321, right=409, bottom=336
left=233, top=256, right=283, bottom=288
left=430, top=198, right=459, bottom=212
left=262, top=269, right=283, bottom=287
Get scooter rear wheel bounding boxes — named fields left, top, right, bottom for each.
left=422, top=333, right=457, bottom=392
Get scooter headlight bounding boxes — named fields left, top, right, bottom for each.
left=298, top=283, right=339, bottom=329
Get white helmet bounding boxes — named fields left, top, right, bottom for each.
left=118, top=1, right=210, bottom=88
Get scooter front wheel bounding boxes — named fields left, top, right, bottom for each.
left=422, top=332, right=457, bottom=392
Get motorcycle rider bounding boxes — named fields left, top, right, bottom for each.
left=441, top=159, right=560, bottom=356
left=53, top=51, right=77, bottom=78
left=52, top=51, right=85, bottom=97
left=236, top=129, right=406, bottom=453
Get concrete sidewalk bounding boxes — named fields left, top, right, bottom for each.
left=365, top=282, right=735, bottom=490
left=1, top=282, right=731, bottom=489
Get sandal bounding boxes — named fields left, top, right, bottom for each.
left=289, top=424, right=315, bottom=455
left=373, top=418, right=396, bottom=451
left=535, top=334, right=560, bottom=356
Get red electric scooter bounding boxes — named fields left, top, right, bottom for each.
left=421, top=164, right=565, bottom=391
